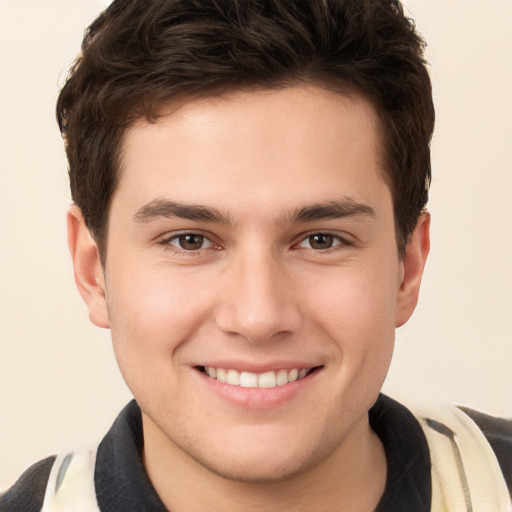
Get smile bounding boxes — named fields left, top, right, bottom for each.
left=200, top=366, right=315, bottom=388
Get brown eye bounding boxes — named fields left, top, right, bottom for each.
left=296, top=232, right=348, bottom=251
left=164, top=232, right=216, bottom=254
left=177, top=234, right=205, bottom=250
left=308, top=233, right=334, bottom=250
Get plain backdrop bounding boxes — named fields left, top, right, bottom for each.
left=1, top=0, right=511, bottom=489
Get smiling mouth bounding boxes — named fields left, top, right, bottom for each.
left=197, top=366, right=321, bottom=389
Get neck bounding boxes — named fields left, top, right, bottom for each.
left=142, top=414, right=387, bottom=512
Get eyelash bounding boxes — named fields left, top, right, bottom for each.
left=158, top=230, right=353, bottom=255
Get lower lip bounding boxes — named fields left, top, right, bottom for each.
left=195, top=369, right=321, bottom=409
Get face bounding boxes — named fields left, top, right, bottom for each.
left=70, top=86, right=428, bottom=483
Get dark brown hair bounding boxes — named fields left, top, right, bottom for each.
left=57, top=0, right=434, bottom=260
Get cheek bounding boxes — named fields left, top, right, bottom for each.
left=106, top=267, right=215, bottom=379
left=309, top=273, right=396, bottom=409
left=306, top=264, right=397, bottom=330
left=110, top=266, right=209, bottom=330
left=301, top=263, right=398, bottom=373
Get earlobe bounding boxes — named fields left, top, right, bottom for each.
left=67, top=205, right=110, bottom=328
left=394, top=212, right=431, bottom=327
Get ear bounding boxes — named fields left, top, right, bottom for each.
left=394, top=212, right=430, bottom=327
left=67, top=205, right=110, bottom=328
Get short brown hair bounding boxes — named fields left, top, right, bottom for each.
left=57, top=0, right=434, bottom=260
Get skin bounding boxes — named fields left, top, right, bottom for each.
left=68, top=86, right=430, bottom=511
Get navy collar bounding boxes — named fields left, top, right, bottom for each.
left=95, top=394, right=431, bottom=511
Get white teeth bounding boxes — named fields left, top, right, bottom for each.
left=240, top=371, right=258, bottom=388
left=288, top=368, right=299, bottom=382
left=203, top=366, right=312, bottom=388
left=226, top=369, right=240, bottom=386
left=258, top=371, right=277, bottom=388
left=216, top=368, right=227, bottom=383
left=276, top=369, right=288, bottom=386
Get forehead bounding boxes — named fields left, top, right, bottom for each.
left=114, top=86, right=389, bottom=220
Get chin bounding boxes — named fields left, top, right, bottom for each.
left=189, top=450, right=316, bottom=484
left=180, top=426, right=339, bottom=485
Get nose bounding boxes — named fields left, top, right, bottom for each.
left=215, top=248, right=302, bottom=343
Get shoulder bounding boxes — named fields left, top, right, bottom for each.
left=0, top=401, right=144, bottom=512
left=459, top=405, right=512, bottom=495
left=374, top=395, right=512, bottom=508
left=410, top=400, right=512, bottom=504
left=0, top=456, right=56, bottom=512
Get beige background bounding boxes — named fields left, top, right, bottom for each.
left=1, top=0, right=511, bottom=489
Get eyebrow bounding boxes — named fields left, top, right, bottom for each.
left=281, top=199, right=376, bottom=224
left=133, top=199, right=231, bottom=224
left=133, top=197, right=375, bottom=226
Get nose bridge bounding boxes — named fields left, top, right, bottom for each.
left=215, top=241, right=301, bottom=343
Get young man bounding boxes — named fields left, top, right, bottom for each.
left=1, top=1, right=510, bottom=511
